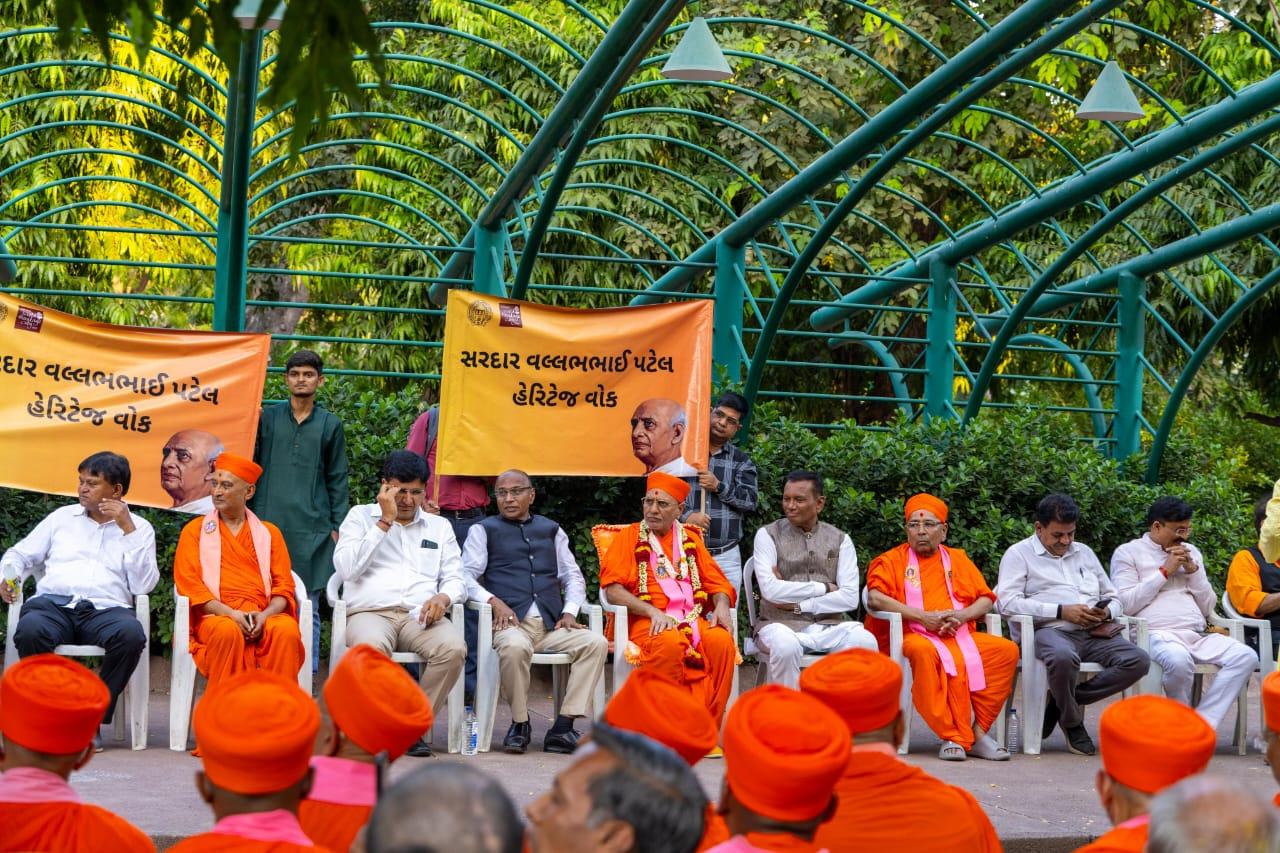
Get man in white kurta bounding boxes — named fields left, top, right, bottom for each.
left=752, top=471, right=877, bottom=688
left=1110, top=496, right=1256, bottom=729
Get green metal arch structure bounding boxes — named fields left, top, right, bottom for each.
left=2, top=0, right=1280, bottom=477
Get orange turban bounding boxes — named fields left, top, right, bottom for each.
left=324, top=645, right=433, bottom=760
left=195, top=671, right=319, bottom=796
left=800, top=648, right=902, bottom=734
left=214, top=452, right=262, bottom=485
left=0, top=654, right=108, bottom=755
left=603, top=669, right=717, bottom=766
left=722, top=684, right=851, bottom=822
left=647, top=471, right=690, bottom=503
left=1099, top=695, right=1215, bottom=794
left=905, top=493, right=948, bottom=523
left=1263, top=671, right=1280, bottom=733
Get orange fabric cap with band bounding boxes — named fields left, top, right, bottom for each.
left=647, top=471, right=691, bottom=504
left=1263, top=671, right=1280, bottom=733
left=214, top=452, right=263, bottom=485
left=195, top=670, right=319, bottom=795
left=1099, top=695, right=1215, bottom=794
left=904, top=493, right=948, bottom=523
left=722, top=684, right=851, bottom=822
left=324, top=645, right=433, bottom=760
left=800, top=648, right=903, bottom=734
left=603, top=668, right=717, bottom=766
left=0, top=653, right=108, bottom=755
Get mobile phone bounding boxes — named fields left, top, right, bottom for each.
left=1094, top=597, right=1112, bottom=611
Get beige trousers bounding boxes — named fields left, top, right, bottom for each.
left=492, top=612, right=608, bottom=721
left=347, top=607, right=466, bottom=716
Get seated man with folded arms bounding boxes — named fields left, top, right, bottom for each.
left=1111, top=496, right=1256, bottom=732
left=332, top=450, right=466, bottom=757
left=751, top=471, right=877, bottom=688
left=462, top=469, right=607, bottom=755
left=996, top=493, right=1149, bottom=756
left=1226, top=495, right=1280, bottom=658
left=2, top=451, right=157, bottom=750
left=172, top=453, right=303, bottom=692
left=0, top=655, right=153, bottom=852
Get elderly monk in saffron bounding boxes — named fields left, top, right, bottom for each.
left=600, top=471, right=737, bottom=727
left=301, top=645, right=433, bottom=852
left=1262, top=671, right=1280, bottom=807
left=173, top=453, right=304, bottom=689
left=865, top=493, right=1018, bottom=761
left=801, top=649, right=1000, bottom=852
left=0, top=655, right=153, bottom=852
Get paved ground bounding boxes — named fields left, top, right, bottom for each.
left=63, top=660, right=1277, bottom=851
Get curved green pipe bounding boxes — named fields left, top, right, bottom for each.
left=510, top=204, right=680, bottom=263
left=0, top=120, right=218, bottom=180
left=252, top=189, right=461, bottom=248
left=539, top=227, right=658, bottom=286
left=368, top=22, right=566, bottom=93
left=249, top=163, right=473, bottom=225
left=823, top=332, right=913, bottom=417
left=256, top=213, right=445, bottom=271
left=4, top=199, right=216, bottom=255
left=251, top=138, right=490, bottom=201
left=0, top=147, right=218, bottom=205
left=0, top=175, right=216, bottom=230
left=0, top=90, right=222, bottom=153
left=1007, top=334, right=1108, bottom=441
left=0, top=59, right=225, bottom=124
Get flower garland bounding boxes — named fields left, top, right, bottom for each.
left=635, top=520, right=709, bottom=668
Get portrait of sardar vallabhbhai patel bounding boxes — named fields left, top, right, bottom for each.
left=629, top=398, right=697, bottom=477
left=160, top=429, right=223, bottom=514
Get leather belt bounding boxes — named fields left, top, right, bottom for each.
left=438, top=508, right=486, bottom=519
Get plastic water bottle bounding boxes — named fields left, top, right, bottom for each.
left=462, top=706, right=479, bottom=756
left=1007, top=709, right=1020, bottom=754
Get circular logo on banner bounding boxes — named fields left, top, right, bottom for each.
left=0, top=303, right=7, bottom=324
left=468, top=301, right=494, bottom=327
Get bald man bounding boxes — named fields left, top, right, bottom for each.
left=362, top=764, right=522, bottom=853
left=161, top=429, right=223, bottom=514
left=630, top=398, right=697, bottom=476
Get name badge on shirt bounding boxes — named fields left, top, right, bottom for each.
left=421, top=539, right=439, bottom=549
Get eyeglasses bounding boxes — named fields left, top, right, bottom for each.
left=494, top=487, right=532, bottom=499
left=711, top=409, right=741, bottom=427
left=642, top=497, right=677, bottom=510
left=906, top=520, right=943, bottom=532
left=395, top=488, right=426, bottom=497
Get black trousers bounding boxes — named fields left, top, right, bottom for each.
left=1035, top=625, right=1150, bottom=729
left=13, top=595, right=147, bottom=724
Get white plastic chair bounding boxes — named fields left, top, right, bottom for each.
left=470, top=600, right=607, bottom=753
left=169, top=571, right=312, bottom=751
left=3, top=573, right=150, bottom=750
left=742, top=557, right=831, bottom=685
left=1222, top=588, right=1276, bottom=671
left=327, top=574, right=466, bottom=753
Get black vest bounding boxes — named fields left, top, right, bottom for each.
left=478, top=514, right=564, bottom=628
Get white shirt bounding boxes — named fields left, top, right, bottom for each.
left=332, top=504, right=465, bottom=616
left=653, top=457, right=698, bottom=477
left=995, top=534, right=1121, bottom=631
left=0, top=504, right=158, bottom=610
left=751, top=523, right=860, bottom=615
left=1110, top=534, right=1216, bottom=633
left=461, top=519, right=585, bottom=618
left=174, top=496, right=214, bottom=515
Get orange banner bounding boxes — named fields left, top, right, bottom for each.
left=0, top=295, right=270, bottom=511
left=438, top=292, right=712, bottom=477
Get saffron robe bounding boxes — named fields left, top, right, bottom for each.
left=0, top=767, right=153, bottom=852
left=698, top=808, right=732, bottom=851
left=168, top=809, right=332, bottom=852
left=298, top=756, right=376, bottom=853
left=814, top=745, right=999, bottom=852
left=865, top=544, right=1018, bottom=750
left=174, top=515, right=303, bottom=688
left=1073, top=815, right=1149, bottom=852
left=703, top=832, right=827, bottom=852
left=599, top=523, right=737, bottom=726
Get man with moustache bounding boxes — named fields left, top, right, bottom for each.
left=160, top=429, right=223, bottom=514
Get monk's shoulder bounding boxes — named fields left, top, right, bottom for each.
left=868, top=542, right=910, bottom=571
left=178, top=514, right=206, bottom=542
left=74, top=804, right=155, bottom=851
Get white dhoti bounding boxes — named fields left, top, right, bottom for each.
left=756, top=621, right=879, bottom=689
left=1149, top=628, right=1257, bottom=728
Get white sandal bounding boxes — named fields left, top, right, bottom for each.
left=968, top=734, right=1011, bottom=761
left=938, top=740, right=967, bottom=761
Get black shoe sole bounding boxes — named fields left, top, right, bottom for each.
left=503, top=743, right=528, bottom=754
left=543, top=742, right=577, bottom=754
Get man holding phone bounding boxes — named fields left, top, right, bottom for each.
left=996, top=493, right=1149, bottom=755
left=332, top=450, right=467, bottom=757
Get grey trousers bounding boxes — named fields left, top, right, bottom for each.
left=1035, top=626, right=1150, bottom=728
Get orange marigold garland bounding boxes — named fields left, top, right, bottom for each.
left=637, top=520, right=706, bottom=668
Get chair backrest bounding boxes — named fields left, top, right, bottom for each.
left=1221, top=589, right=1242, bottom=620
left=742, top=557, right=759, bottom=628
left=325, top=572, right=343, bottom=606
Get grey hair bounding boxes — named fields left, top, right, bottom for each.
left=1147, top=774, right=1280, bottom=853
left=671, top=406, right=687, bottom=429
left=365, top=763, right=523, bottom=853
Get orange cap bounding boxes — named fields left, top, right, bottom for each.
left=722, top=684, right=851, bottom=822
left=214, top=452, right=263, bottom=485
left=647, top=471, right=690, bottom=504
left=0, top=654, right=108, bottom=755
left=603, top=669, right=717, bottom=766
left=800, top=648, right=902, bottom=734
left=1263, top=671, right=1280, bottom=733
left=905, top=493, right=948, bottom=523
left=324, top=645, right=433, bottom=760
left=1099, top=695, right=1215, bottom=794
left=195, top=671, right=319, bottom=795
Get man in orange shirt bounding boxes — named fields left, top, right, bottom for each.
left=800, top=648, right=1000, bottom=852
left=599, top=471, right=737, bottom=726
left=705, top=684, right=850, bottom=852
left=1226, top=496, right=1280, bottom=659
left=1262, top=670, right=1280, bottom=807
left=173, top=453, right=303, bottom=689
left=865, top=493, right=1018, bottom=761
left=170, top=671, right=330, bottom=851
left=0, top=654, right=153, bottom=852
left=300, top=644, right=433, bottom=852
left=1075, top=695, right=1216, bottom=852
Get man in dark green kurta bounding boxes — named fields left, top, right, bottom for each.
left=250, top=349, right=350, bottom=673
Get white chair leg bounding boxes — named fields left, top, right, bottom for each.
left=114, top=687, right=128, bottom=742
left=1022, top=661, right=1048, bottom=756
left=299, top=593, right=313, bottom=695
left=447, top=604, right=465, bottom=754
left=898, top=663, right=913, bottom=756
left=474, top=604, right=498, bottom=753
left=169, top=652, right=196, bottom=752
left=330, top=600, right=347, bottom=673
left=1235, top=685, right=1248, bottom=756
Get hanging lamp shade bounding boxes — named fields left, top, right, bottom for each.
left=1075, top=60, right=1143, bottom=122
left=234, top=0, right=283, bottom=30
left=661, top=17, right=733, bottom=82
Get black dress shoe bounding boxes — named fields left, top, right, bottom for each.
left=1042, top=693, right=1061, bottom=740
left=1065, top=724, right=1096, bottom=756
left=405, top=738, right=434, bottom=758
left=543, top=728, right=581, bottom=755
left=504, top=721, right=532, bottom=754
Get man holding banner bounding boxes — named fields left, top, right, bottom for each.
left=600, top=472, right=738, bottom=731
